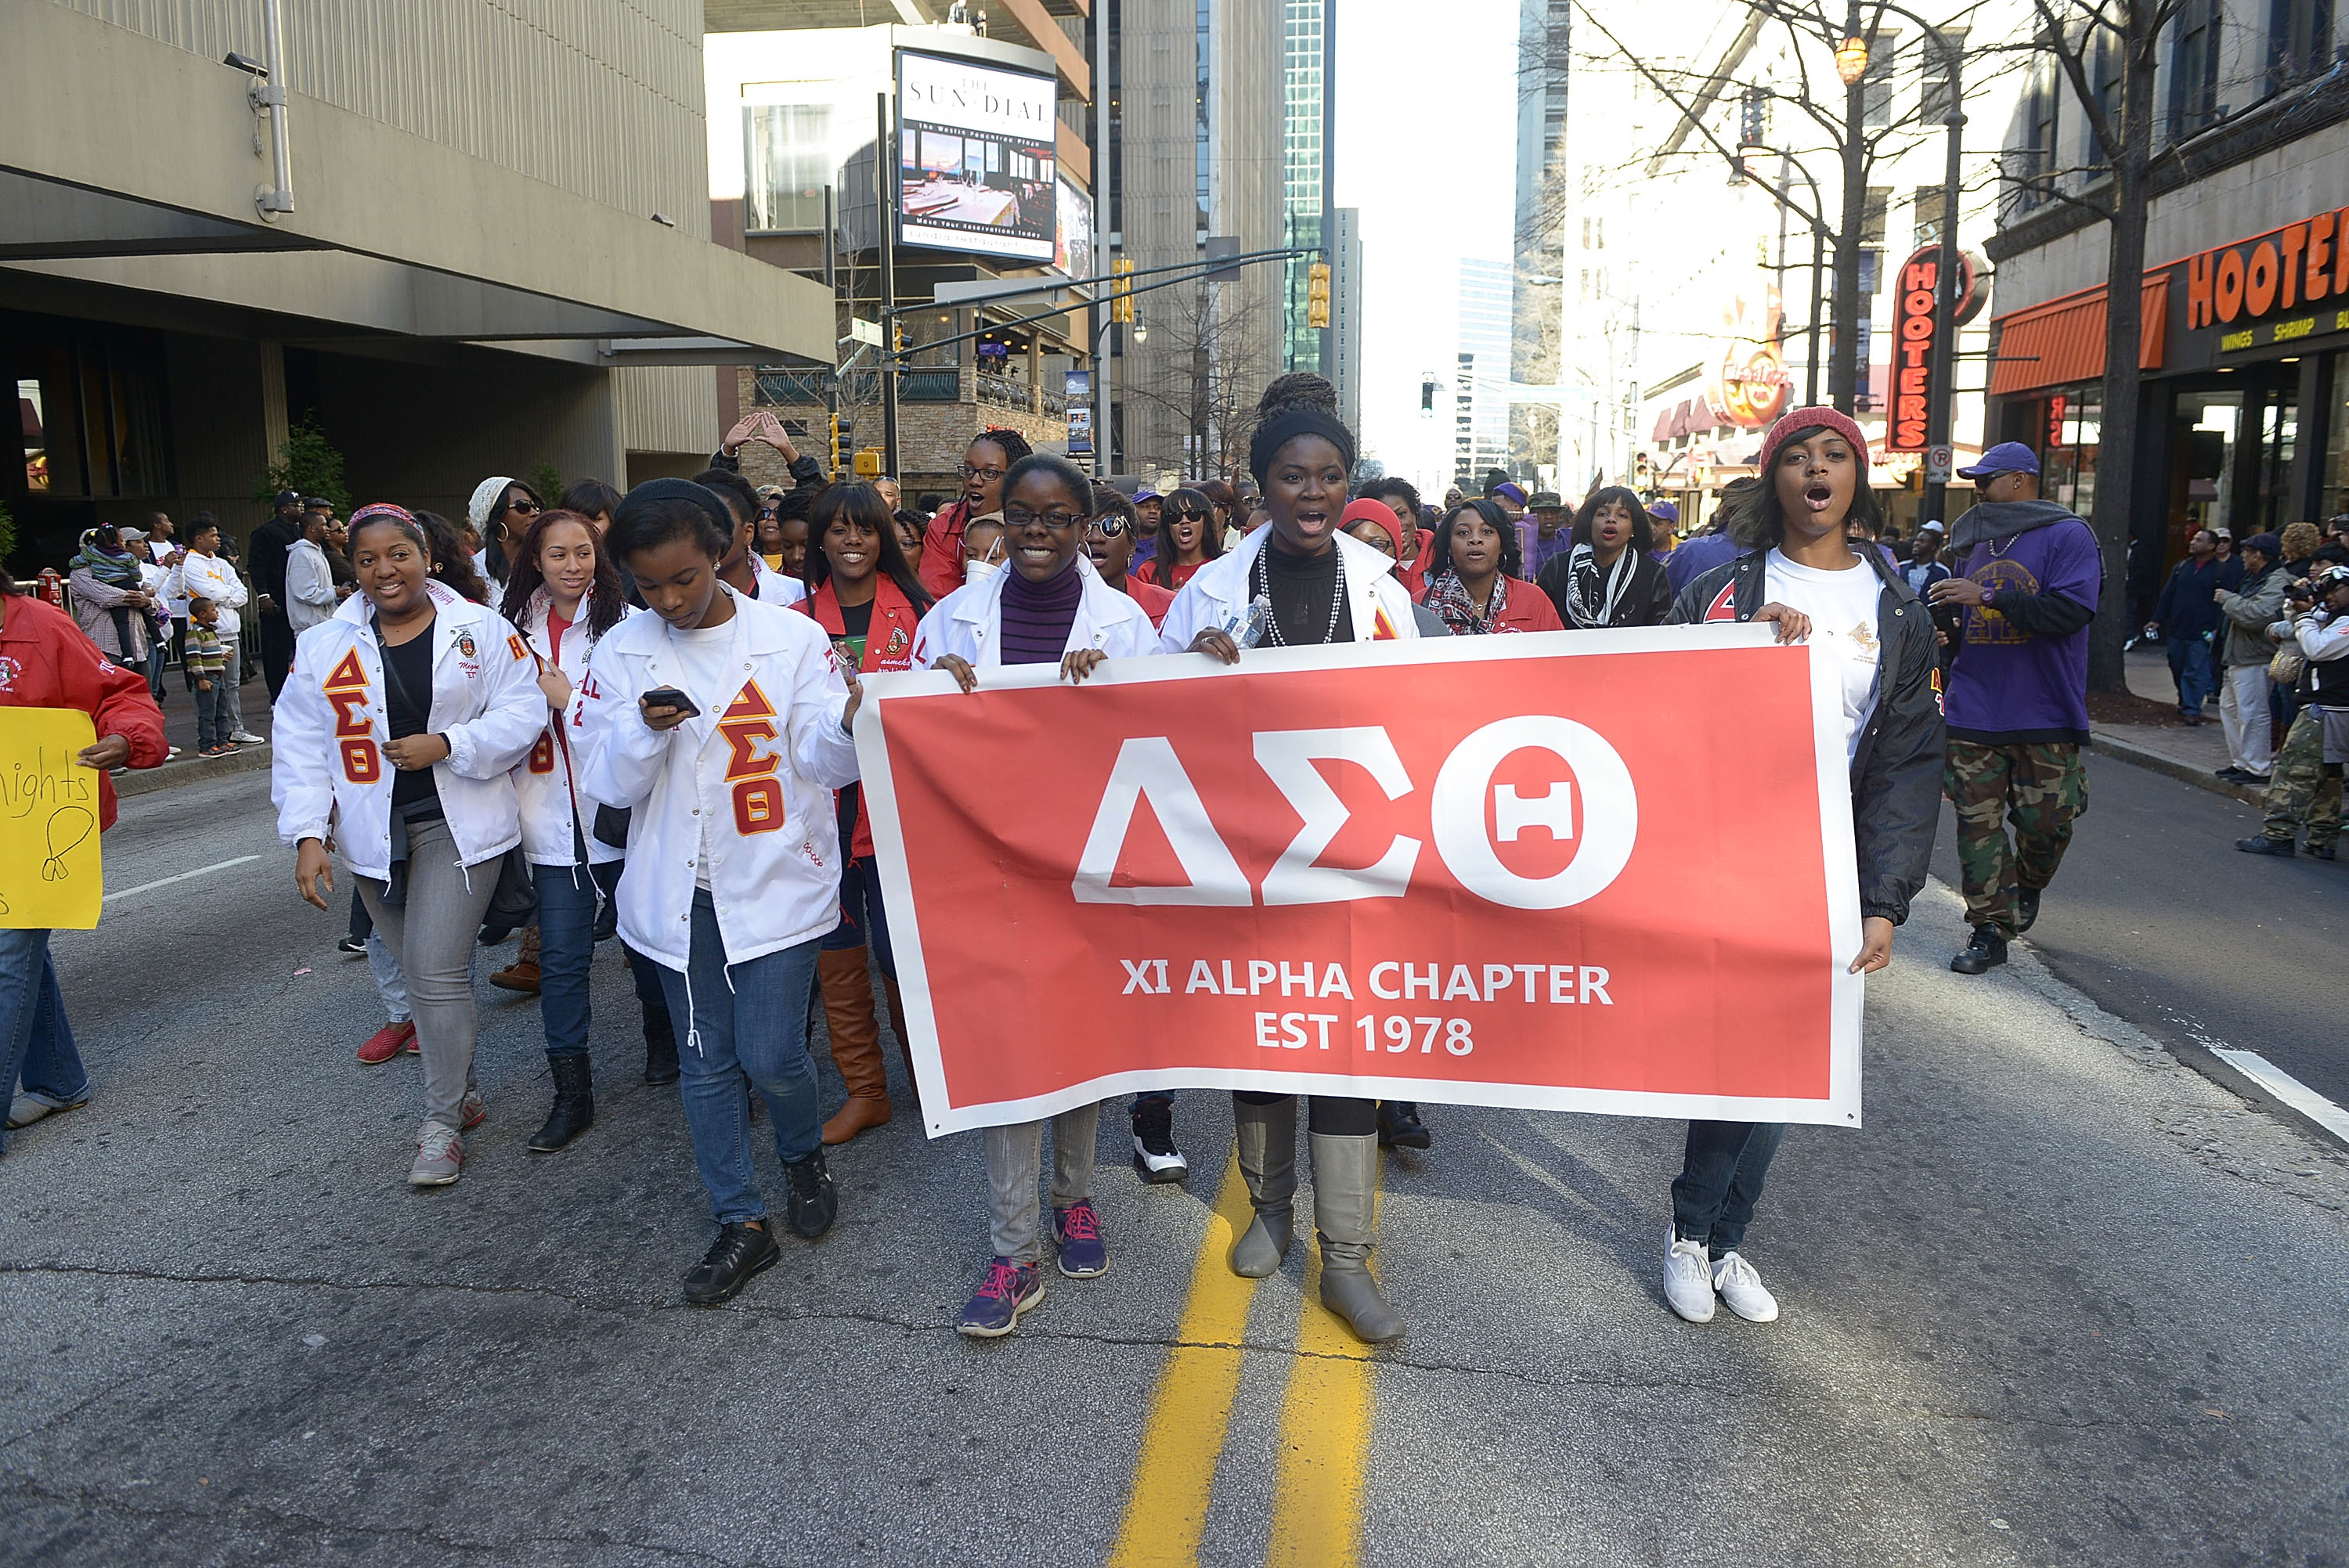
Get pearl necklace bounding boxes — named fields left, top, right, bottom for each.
left=1250, top=544, right=1348, bottom=647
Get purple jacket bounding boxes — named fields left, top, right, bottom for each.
left=1943, top=500, right=2103, bottom=744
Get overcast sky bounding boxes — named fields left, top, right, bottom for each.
left=1333, top=0, right=1521, bottom=490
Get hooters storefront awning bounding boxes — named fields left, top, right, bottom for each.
left=1987, top=277, right=2169, bottom=396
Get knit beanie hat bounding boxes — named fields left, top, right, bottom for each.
left=1757, top=406, right=1870, bottom=475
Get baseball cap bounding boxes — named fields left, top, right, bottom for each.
left=1528, top=490, right=1564, bottom=510
left=1955, top=442, right=2040, bottom=481
left=1647, top=500, right=1680, bottom=524
left=272, top=488, right=302, bottom=509
left=1918, top=520, right=1946, bottom=535
left=1132, top=488, right=1160, bottom=504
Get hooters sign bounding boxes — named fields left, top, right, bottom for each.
left=1889, top=244, right=1984, bottom=451
left=856, top=628, right=1864, bottom=1135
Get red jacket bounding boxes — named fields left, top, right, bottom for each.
left=1119, top=575, right=1176, bottom=629
left=796, top=575, right=923, bottom=861
left=1491, top=575, right=1566, bottom=633
left=1398, top=530, right=1437, bottom=599
left=918, top=499, right=976, bottom=600
left=0, top=593, right=168, bottom=831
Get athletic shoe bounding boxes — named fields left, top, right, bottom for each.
left=1711, top=1251, right=1780, bottom=1322
left=336, top=935, right=366, bottom=957
left=1052, top=1200, right=1110, bottom=1278
left=6, top=1092, right=89, bottom=1130
left=781, top=1149, right=837, bottom=1239
left=1131, top=1099, right=1189, bottom=1184
left=458, top=1089, right=487, bottom=1131
left=2014, top=885, right=2042, bottom=934
left=682, top=1221, right=778, bottom=1306
left=356, top=1020, right=417, bottom=1065
left=1665, top=1230, right=1716, bottom=1323
left=409, top=1125, right=464, bottom=1187
left=2313, top=843, right=2338, bottom=861
left=956, top=1258, right=1045, bottom=1338
left=2235, top=834, right=2295, bottom=856
left=229, top=730, right=266, bottom=745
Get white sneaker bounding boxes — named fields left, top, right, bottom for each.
left=230, top=730, right=266, bottom=745
left=409, top=1125, right=464, bottom=1186
left=1711, top=1250, right=1780, bottom=1322
left=1665, top=1229, right=1716, bottom=1323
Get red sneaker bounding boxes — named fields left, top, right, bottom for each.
left=358, top=1020, right=417, bottom=1065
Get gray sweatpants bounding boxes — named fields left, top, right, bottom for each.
left=353, top=818, right=496, bottom=1131
left=984, top=1103, right=1101, bottom=1263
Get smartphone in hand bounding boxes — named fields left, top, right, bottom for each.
left=642, top=686, right=702, bottom=719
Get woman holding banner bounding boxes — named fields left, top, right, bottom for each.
left=1662, top=406, right=1943, bottom=1325
left=915, top=453, right=1158, bottom=1338
left=1158, top=372, right=1423, bottom=1346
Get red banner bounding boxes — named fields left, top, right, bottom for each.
left=857, top=627, right=1863, bottom=1134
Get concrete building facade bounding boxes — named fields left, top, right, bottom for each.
left=3, top=0, right=830, bottom=567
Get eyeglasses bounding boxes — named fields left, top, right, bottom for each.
left=1087, top=514, right=1131, bottom=537
left=1003, top=507, right=1083, bottom=532
left=958, top=463, right=1007, bottom=483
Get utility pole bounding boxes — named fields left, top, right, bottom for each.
left=1092, top=0, right=1112, bottom=476
left=876, top=92, right=900, bottom=476
left=1831, top=1, right=1868, bottom=414
left=1921, top=32, right=1964, bottom=531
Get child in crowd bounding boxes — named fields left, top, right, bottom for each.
left=960, top=516, right=1009, bottom=586
left=184, top=596, right=234, bottom=756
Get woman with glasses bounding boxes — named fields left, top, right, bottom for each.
left=911, top=452, right=1158, bottom=1338
left=1146, top=487, right=1222, bottom=593
left=918, top=429, right=1034, bottom=600
left=795, top=482, right=932, bottom=1144
left=1422, top=499, right=1566, bottom=636
left=1157, top=372, right=1423, bottom=1345
left=466, top=478, right=543, bottom=588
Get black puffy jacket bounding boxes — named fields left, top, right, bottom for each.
left=1668, top=547, right=1946, bottom=926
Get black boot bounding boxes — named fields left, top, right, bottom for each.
left=2015, top=885, right=2042, bottom=933
left=643, top=1003, right=680, bottom=1086
left=783, top=1148, right=839, bottom=1239
left=1377, top=1101, right=1431, bottom=1150
left=1949, top=925, right=2008, bottom=975
left=683, top=1220, right=778, bottom=1306
left=528, top=1055, right=594, bottom=1152
left=2235, top=834, right=2296, bottom=856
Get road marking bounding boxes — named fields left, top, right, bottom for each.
left=1264, top=1175, right=1379, bottom=1568
left=2210, top=1047, right=2349, bottom=1144
left=101, top=854, right=262, bottom=904
left=1108, top=1157, right=1262, bottom=1568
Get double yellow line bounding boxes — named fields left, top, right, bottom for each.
left=1107, top=1157, right=1381, bottom=1567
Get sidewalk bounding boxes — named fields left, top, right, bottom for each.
left=2091, top=645, right=2264, bottom=806
left=116, top=656, right=276, bottom=798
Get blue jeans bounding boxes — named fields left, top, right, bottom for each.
left=818, top=856, right=896, bottom=977
left=656, top=891, right=824, bottom=1224
left=534, top=861, right=598, bottom=1059
left=591, top=860, right=672, bottom=1014
left=1670, top=1120, right=1786, bottom=1256
left=0, top=930, right=89, bottom=1153
left=2167, top=634, right=2214, bottom=716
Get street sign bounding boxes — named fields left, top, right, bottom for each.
left=850, top=317, right=882, bottom=347
left=1925, top=445, right=1953, bottom=483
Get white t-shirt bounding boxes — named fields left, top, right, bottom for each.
left=665, top=614, right=738, bottom=892
left=1764, top=549, right=1884, bottom=762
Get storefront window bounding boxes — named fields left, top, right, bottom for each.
left=2170, top=388, right=2242, bottom=560
left=2040, top=384, right=2101, bottom=517
left=17, top=378, right=46, bottom=492
left=2322, top=355, right=2349, bottom=521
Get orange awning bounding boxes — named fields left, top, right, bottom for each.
left=1988, top=276, right=2168, bottom=397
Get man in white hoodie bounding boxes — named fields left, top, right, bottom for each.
left=284, top=507, right=341, bottom=634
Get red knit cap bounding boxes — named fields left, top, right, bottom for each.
left=1757, top=406, right=1870, bottom=475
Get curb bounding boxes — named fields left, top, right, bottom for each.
left=116, top=743, right=273, bottom=798
left=2089, top=730, right=2264, bottom=806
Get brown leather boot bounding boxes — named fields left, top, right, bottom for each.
left=881, top=974, right=920, bottom=1116
left=491, top=926, right=542, bottom=993
left=818, top=947, right=891, bottom=1143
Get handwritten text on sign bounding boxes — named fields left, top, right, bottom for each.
left=855, top=627, right=1864, bottom=1136
left=1, top=708, right=104, bottom=929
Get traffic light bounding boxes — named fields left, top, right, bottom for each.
left=1421, top=375, right=1437, bottom=413
left=1110, top=258, right=1135, bottom=324
left=828, top=413, right=851, bottom=475
left=1733, top=85, right=1770, bottom=181
left=1633, top=452, right=1652, bottom=487
left=1306, top=261, right=1332, bottom=330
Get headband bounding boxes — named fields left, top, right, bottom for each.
left=613, top=478, right=738, bottom=543
left=1249, top=406, right=1358, bottom=487
left=348, top=503, right=417, bottom=530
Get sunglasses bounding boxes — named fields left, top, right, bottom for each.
left=505, top=498, right=539, bottom=516
left=1087, top=514, right=1131, bottom=537
left=1168, top=507, right=1211, bottom=522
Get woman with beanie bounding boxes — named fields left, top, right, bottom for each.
left=1537, top=485, right=1675, bottom=630
left=796, top=481, right=930, bottom=1144
left=1158, top=373, right=1422, bottom=1345
left=467, top=477, right=543, bottom=588
left=1661, top=407, right=1943, bottom=1325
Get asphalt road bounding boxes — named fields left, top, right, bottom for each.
left=1928, top=752, right=2349, bottom=1112
left=5, top=769, right=2347, bottom=1566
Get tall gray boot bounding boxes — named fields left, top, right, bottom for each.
left=1229, top=1097, right=1297, bottom=1278
left=1309, top=1132, right=1405, bottom=1343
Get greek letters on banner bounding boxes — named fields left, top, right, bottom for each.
left=856, top=625, right=1864, bottom=1136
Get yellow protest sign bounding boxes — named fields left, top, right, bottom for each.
left=1, top=708, right=104, bottom=930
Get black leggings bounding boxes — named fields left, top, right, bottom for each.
left=1232, top=1090, right=1377, bottom=1137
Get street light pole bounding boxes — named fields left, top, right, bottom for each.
left=1924, top=40, right=1965, bottom=532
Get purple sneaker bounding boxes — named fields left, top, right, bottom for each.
left=956, top=1258, right=1044, bottom=1338
left=1052, top=1200, right=1110, bottom=1278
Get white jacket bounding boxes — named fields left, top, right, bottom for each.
left=753, top=557, right=808, bottom=608
left=271, top=581, right=546, bottom=878
left=285, top=537, right=340, bottom=632
left=910, top=555, right=1157, bottom=667
left=578, top=590, right=859, bottom=971
left=175, top=551, right=247, bottom=636
left=513, top=589, right=637, bottom=867
left=1154, top=525, right=1421, bottom=653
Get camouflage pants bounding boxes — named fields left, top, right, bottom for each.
left=1943, top=741, right=2088, bottom=939
left=2259, top=708, right=2344, bottom=848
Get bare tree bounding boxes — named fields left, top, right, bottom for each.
left=1122, top=279, right=1279, bottom=482
left=2012, top=0, right=2188, bottom=690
